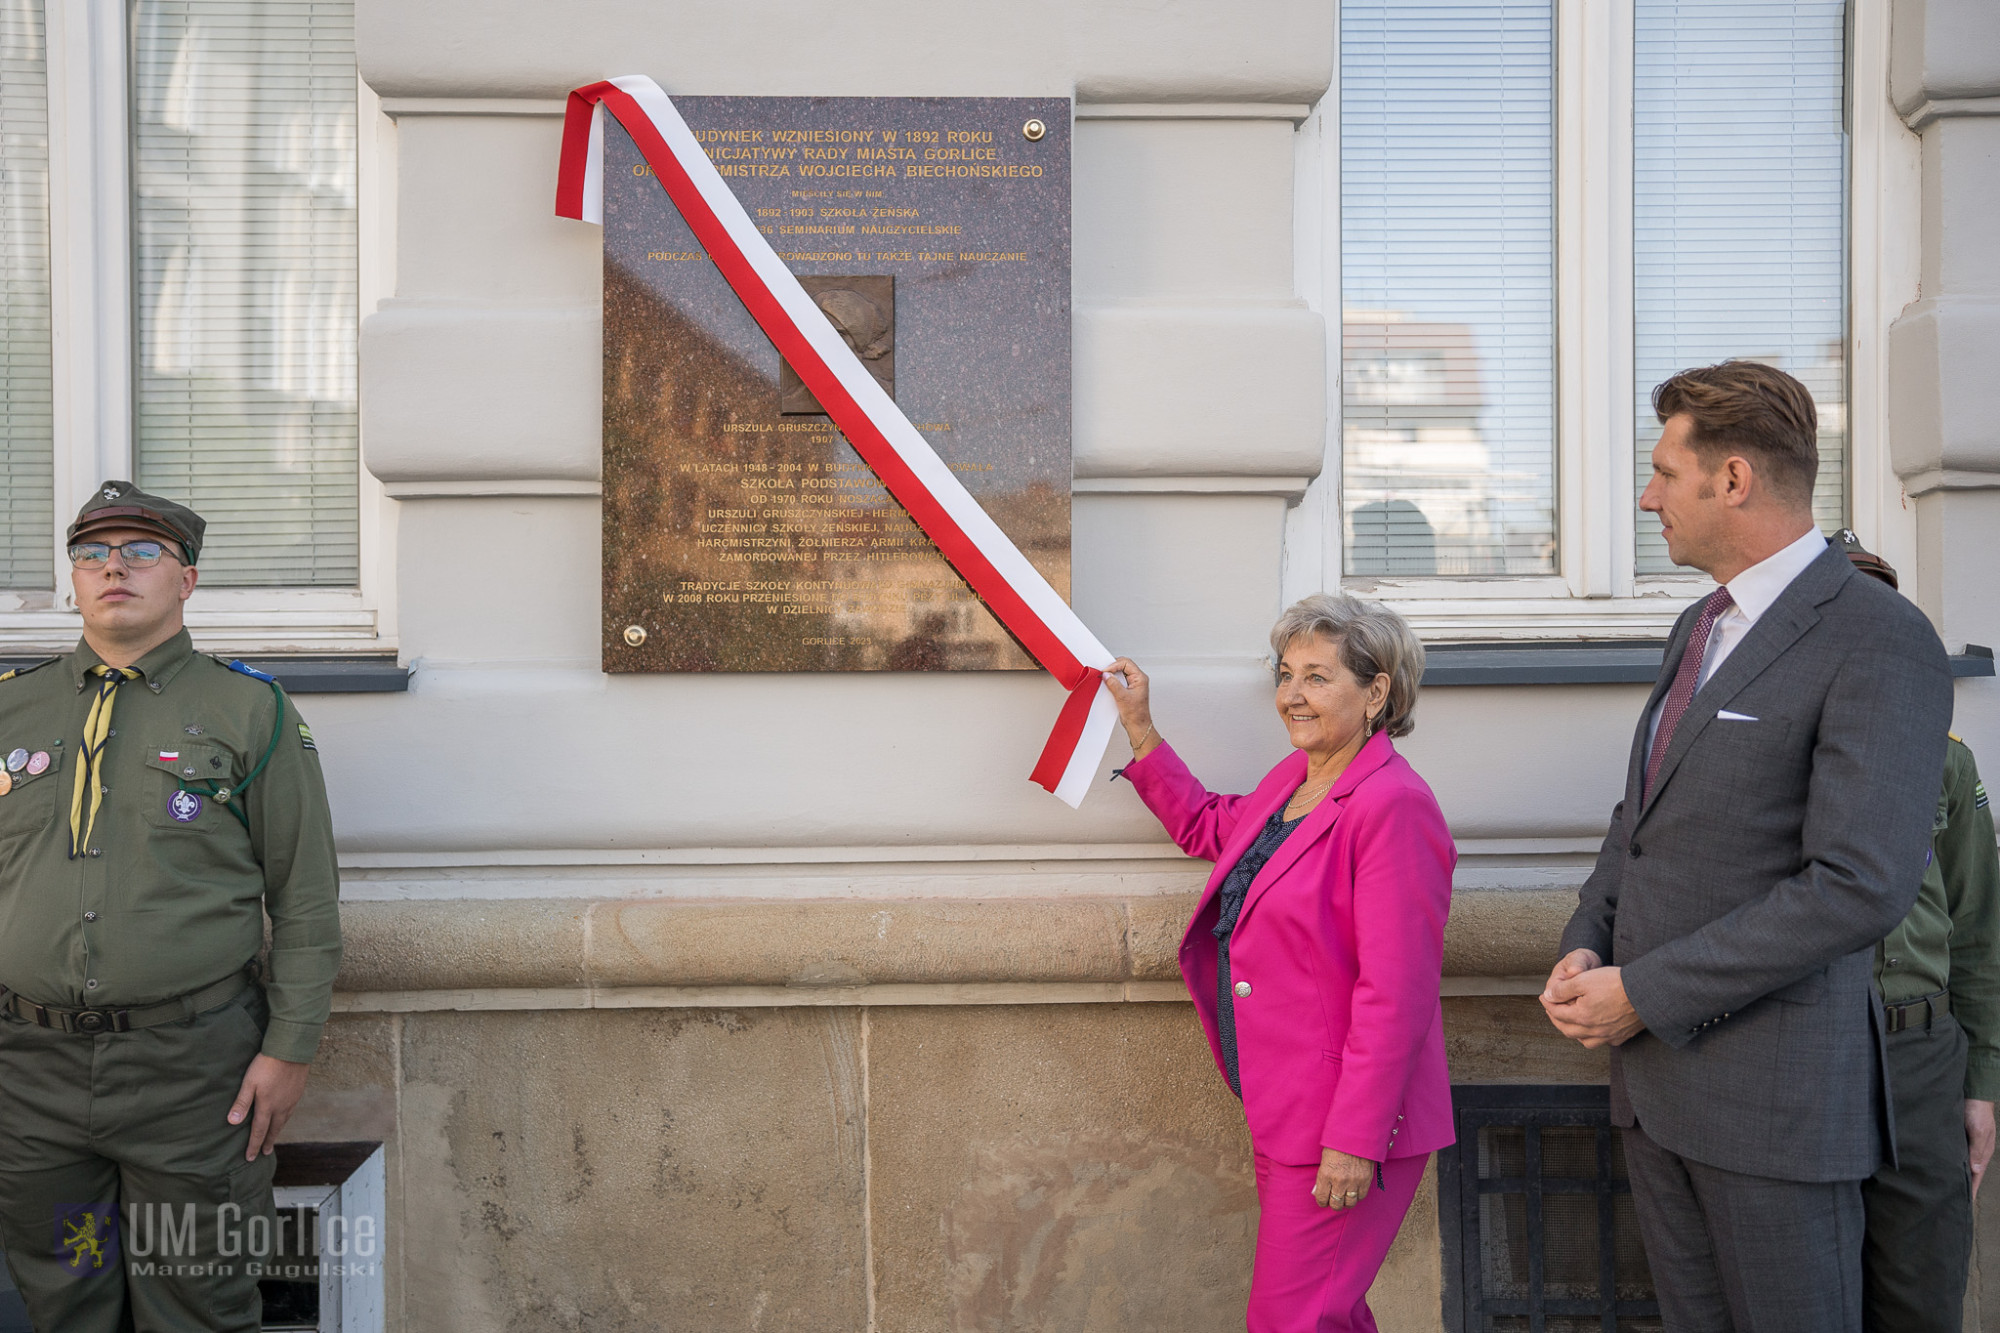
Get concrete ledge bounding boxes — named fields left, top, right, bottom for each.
left=1073, top=304, right=1326, bottom=480
left=1442, top=888, right=1573, bottom=978
left=338, top=899, right=589, bottom=991
left=1075, top=102, right=1313, bottom=121
left=360, top=303, right=601, bottom=485
left=1890, top=0, right=2000, bottom=123
left=1888, top=296, right=2000, bottom=481
left=329, top=977, right=1549, bottom=1012
left=589, top=898, right=1131, bottom=988
left=356, top=2, right=1334, bottom=104
left=332, top=981, right=1192, bottom=1012
left=332, top=887, right=1576, bottom=994
left=1421, top=641, right=2000, bottom=684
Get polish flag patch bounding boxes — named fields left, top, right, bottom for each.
left=157, top=750, right=179, bottom=762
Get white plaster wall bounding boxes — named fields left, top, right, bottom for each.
left=1890, top=0, right=2000, bottom=772
left=353, top=1, right=1336, bottom=104
left=327, top=0, right=1994, bottom=888
left=337, top=1, right=1338, bottom=865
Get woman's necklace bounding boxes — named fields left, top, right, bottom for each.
left=1284, top=773, right=1337, bottom=820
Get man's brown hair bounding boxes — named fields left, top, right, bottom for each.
left=1652, top=360, right=1820, bottom=508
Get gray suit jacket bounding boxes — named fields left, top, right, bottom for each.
left=1560, top=540, right=1953, bottom=1182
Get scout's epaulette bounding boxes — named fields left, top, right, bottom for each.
left=0, top=656, right=59, bottom=685
left=208, top=655, right=278, bottom=684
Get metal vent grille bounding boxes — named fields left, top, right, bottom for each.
left=1441, top=1085, right=1663, bottom=1332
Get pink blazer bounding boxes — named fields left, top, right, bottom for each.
left=1124, top=732, right=1456, bottom=1167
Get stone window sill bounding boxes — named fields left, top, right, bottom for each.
left=1, top=654, right=410, bottom=693
left=1422, top=641, right=1996, bottom=686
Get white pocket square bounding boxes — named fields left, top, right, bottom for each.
left=1717, top=710, right=1759, bottom=722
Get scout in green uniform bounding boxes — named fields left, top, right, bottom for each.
left=1841, top=532, right=2000, bottom=1333
left=0, top=483, right=341, bottom=1333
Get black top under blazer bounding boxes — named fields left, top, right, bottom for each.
left=1561, top=539, right=1955, bottom=1182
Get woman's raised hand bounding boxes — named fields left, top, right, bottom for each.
left=1103, top=658, right=1161, bottom=758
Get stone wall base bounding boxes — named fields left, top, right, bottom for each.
left=287, top=994, right=1609, bottom=1332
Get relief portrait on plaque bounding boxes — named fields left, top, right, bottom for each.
left=778, top=276, right=895, bottom=414
left=600, top=95, right=1071, bottom=673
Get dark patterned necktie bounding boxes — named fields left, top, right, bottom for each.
left=1644, top=587, right=1734, bottom=800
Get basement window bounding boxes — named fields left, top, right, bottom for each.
left=262, top=1141, right=386, bottom=1333
left=1439, top=1085, right=1661, bottom=1333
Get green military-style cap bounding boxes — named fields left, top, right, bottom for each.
left=67, top=481, right=205, bottom=565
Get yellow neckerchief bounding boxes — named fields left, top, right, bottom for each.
left=68, top=665, right=141, bottom=858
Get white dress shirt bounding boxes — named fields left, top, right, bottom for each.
left=1649, top=526, right=1829, bottom=752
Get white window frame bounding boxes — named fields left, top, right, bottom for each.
left=0, top=0, right=395, bottom=656
left=1288, top=0, right=1919, bottom=641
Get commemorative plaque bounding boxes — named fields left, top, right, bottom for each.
left=600, top=96, right=1072, bottom=672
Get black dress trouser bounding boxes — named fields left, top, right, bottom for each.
left=1862, top=1011, right=1973, bottom=1333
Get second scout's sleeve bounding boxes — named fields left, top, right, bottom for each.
left=1943, top=740, right=2000, bottom=1101
left=244, top=689, right=343, bottom=1064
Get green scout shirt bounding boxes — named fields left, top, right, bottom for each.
left=0, top=629, right=341, bottom=1063
left=1876, top=735, right=2000, bottom=1101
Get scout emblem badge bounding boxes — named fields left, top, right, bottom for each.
left=167, top=790, right=203, bottom=823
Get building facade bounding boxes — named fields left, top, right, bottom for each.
left=3, top=1, right=1998, bottom=1329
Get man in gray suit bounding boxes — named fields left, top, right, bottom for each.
left=1541, top=360, right=1954, bottom=1332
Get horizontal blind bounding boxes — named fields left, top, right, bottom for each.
left=1341, top=0, right=1556, bottom=578
left=1634, top=1, right=1847, bottom=574
left=0, top=0, right=52, bottom=589
left=132, top=0, right=358, bottom=586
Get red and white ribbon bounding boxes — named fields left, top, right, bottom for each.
left=556, top=76, right=1117, bottom=807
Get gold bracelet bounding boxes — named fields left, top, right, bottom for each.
left=1132, top=724, right=1158, bottom=753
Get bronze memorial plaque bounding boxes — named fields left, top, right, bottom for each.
left=601, top=95, right=1072, bottom=672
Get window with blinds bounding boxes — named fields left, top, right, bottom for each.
left=0, top=0, right=52, bottom=590
left=1634, top=1, right=1848, bottom=575
left=131, top=0, right=358, bottom=587
left=1341, top=0, right=1557, bottom=578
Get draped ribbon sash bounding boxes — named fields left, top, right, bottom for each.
left=555, top=77, right=1118, bottom=806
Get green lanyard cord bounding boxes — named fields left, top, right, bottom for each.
left=178, top=679, right=287, bottom=832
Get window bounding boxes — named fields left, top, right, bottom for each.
left=1341, top=0, right=1556, bottom=579
left=1440, top=1085, right=1661, bottom=1332
left=0, top=0, right=375, bottom=650
left=132, top=0, right=360, bottom=587
left=1631, top=0, right=1848, bottom=574
left=1306, top=0, right=1895, bottom=637
left=0, top=0, right=53, bottom=591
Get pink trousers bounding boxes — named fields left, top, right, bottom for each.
left=1246, top=1152, right=1429, bottom=1333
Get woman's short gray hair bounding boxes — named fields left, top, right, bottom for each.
left=1268, top=593, right=1426, bottom=738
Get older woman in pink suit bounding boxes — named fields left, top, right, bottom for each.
left=1106, top=593, right=1454, bottom=1333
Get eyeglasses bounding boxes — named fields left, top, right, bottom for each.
left=68, top=540, right=182, bottom=569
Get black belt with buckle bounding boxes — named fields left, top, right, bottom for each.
left=1884, top=988, right=1950, bottom=1034
left=0, top=967, right=254, bottom=1035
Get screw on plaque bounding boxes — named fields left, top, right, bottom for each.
left=1022, top=118, right=1046, bottom=142
left=623, top=625, right=648, bottom=647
